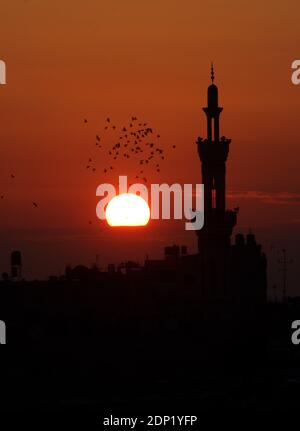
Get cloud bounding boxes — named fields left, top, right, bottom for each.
left=227, top=191, right=300, bottom=205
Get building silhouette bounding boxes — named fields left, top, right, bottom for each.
left=195, top=66, right=267, bottom=308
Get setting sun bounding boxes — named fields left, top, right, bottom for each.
left=105, top=193, right=150, bottom=227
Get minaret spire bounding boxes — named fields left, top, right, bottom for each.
left=210, top=62, right=214, bottom=83
left=203, top=64, right=223, bottom=142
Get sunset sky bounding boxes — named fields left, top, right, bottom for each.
left=0, top=0, right=300, bottom=294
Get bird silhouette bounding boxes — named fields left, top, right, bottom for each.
left=32, top=202, right=38, bottom=207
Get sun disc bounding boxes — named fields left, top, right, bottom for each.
left=105, top=193, right=150, bottom=227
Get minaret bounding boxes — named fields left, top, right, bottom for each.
left=198, top=64, right=231, bottom=213
left=196, top=66, right=238, bottom=298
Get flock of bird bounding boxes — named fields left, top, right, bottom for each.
left=84, top=116, right=176, bottom=184
left=1, top=116, right=177, bottom=222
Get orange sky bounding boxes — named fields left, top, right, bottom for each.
left=0, top=0, right=300, bottom=292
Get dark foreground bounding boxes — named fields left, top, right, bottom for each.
left=0, top=279, right=299, bottom=428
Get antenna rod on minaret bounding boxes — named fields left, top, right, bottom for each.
left=211, top=62, right=214, bottom=83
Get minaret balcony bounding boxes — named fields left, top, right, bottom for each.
left=196, top=136, right=231, bottom=162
